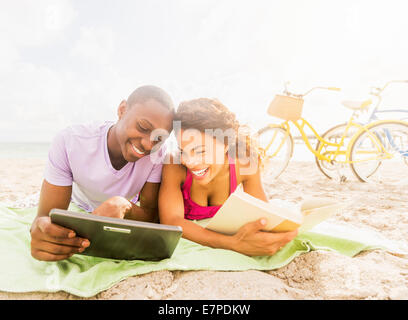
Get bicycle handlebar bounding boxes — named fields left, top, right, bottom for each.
left=382, top=80, right=408, bottom=89
left=287, top=86, right=342, bottom=98
left=370, top=80, right=408, bottom=96
left=327, top=87, right=342, bottom=91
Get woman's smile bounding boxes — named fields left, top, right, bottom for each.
left=189, top=166, right=210, bottom=180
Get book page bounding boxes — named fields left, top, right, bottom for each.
left=204, top=189, right=303, bottom=235
left=299, top=198, right=345, bottom=232
left=234, top=190, right=303, bottom=223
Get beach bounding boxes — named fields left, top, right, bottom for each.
left=0, top=158, right=407, bottom=300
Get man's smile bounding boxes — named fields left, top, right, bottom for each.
left=131, top=142, right=145, bottom=156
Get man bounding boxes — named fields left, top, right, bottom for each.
left=30, top=85, right=175, bottom=261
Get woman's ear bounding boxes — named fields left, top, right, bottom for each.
left=117, top=100, right=127, bottom=119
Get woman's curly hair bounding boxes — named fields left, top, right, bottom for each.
left=174, top=98, right=262, bottom=170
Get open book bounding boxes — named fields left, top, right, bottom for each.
left=204, top=187, right=345, bottom=235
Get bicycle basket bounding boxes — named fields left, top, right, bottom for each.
left=267, top=95, right=304, bottom=121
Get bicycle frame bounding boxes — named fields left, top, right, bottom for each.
left=266, top=116, right=394, bottom=164
left=364, top=81, right=408, bottom=158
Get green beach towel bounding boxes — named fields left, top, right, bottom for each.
left=0, top=203, right=405, bottom=298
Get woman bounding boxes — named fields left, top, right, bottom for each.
left=159, top=98, right=297, bottom=256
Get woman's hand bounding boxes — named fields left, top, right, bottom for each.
left=92, top=196, right=133, bottom=219
left=230, top=218, right=298, bottom=256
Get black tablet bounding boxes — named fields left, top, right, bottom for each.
left=49, top=208, right=183, bottom=261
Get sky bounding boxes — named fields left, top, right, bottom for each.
left=1, top=0, right=408, bottom=142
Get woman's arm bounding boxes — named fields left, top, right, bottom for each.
left=158, top=163, right=297, bottom=256
left=158, top=163, right=236, bottom=250
left=240, top=161, right=268, bottom=202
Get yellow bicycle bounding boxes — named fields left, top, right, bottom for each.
left=257, top=82, right=408, bottom=182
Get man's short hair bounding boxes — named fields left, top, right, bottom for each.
left=127, top=85, right=175, bottom=112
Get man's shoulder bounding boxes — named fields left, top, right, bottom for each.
left=58, top=121, right=113, bottom=141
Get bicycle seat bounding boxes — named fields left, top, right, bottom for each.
left=341, top=99, right=372, bottom=110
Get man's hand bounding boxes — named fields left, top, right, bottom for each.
left=230, top=218, right=298, bottom=256
left=92, top=196, right=133, bottom=219
left=93, top=193, right=159, bottom=222
left=31, top=180, right=90, bottom=261
left=30, top=216, right=90, bottom=261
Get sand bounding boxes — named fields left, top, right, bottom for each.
left=0, top=158, right=407, bottom=300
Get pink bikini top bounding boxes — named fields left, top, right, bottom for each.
left=181, top=159, right=238, bottom=220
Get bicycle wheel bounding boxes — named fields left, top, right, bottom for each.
left=315, top=123, right=358, bottom=180
left=350, top=120, right=408, bottom=183
left=257, top=126, right=293, bottom=179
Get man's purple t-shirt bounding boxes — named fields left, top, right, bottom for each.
left=44, top=121, right=165, bottom=212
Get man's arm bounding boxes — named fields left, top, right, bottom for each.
left=37, top=180, right=72, bottom=217
left=30, top=180, right=90, bottom=261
